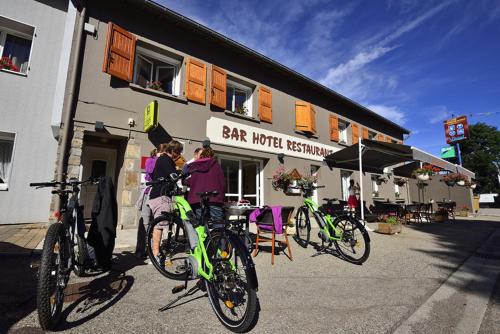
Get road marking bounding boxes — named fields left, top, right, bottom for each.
left=393, top=229, right=500, bottom=334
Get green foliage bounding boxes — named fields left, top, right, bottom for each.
left=385, top=216, right=399, bottom=225
left=460, top=123, right=500, bottom=193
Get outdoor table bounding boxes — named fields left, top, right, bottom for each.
left=225, top=206, right=256, bottom=251
left=372, top=202, right=403, bottom=220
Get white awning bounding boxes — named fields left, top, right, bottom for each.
left=411, top=147, right=475, bottom=179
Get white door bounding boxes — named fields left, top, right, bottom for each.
left=81, top=146, right=117, bottom=219
left=341, top=170, right=351, bottom=201
left=219, top=157, right=262, bottom=206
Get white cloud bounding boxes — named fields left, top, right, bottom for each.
left=427, top=105, right=455, bottom=124
left=365, top=104, right=406, bottom=125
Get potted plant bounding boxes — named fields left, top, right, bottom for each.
left=433, top=208, right=448, bottom=222
left=441, top=174, right=456, bottom=187
left=234, top=105, right=248, bottom=116
left=376, top=176, right=387, bottom=185
left=395, top=192, right=400, bottom=198
left=0, top=57, right=19, bottom=72
left=394, top=178, right=406, bottom=187
left=457, top=205, right=469, bottom=217
left=147, top=80, right=164, bottom=92
left=271, top=167, right=303, bottom=195
left=412, top=164, right=439, bottom=181
left=377, top=216, right=402, bottom=234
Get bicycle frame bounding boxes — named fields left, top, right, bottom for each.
left=173, top=195, right=214, bottom=281
left=303, top=196, right=343, bottom=241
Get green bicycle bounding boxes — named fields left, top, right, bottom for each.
left=294, top=184, right=370, bottom=264
left=146, top=172, right=259, bottom=333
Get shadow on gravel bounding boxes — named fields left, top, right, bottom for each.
left=54, top=252, right=140, bottom=331
left=406, top=218, right=500, bottom=298
left=0, top=243, right=39, bottom=334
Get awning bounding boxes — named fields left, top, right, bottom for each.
left=410, top=147, right=475, bottom=179
left=324, top=139, right=414, bottom=173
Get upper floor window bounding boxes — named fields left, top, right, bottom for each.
left=226, top=77, right=253, bottom=117
left=368, top=131, right=376, bottom=140
left=338, top=121, right=348, bottom=144
left=133, top=46, right=181, bottom=96
left=0, top=131, right=15, bottom=190
left=371, top=175, right=379, bottom=197
left=0, top=16, right=35, bottom=75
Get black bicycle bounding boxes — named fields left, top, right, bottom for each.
left=30, top=178, right=98, bottom=330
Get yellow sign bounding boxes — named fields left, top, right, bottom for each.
left=144, top=100, right=158, bottom=132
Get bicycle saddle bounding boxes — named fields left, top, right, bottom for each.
left=197, top=191, right=219, bottom=199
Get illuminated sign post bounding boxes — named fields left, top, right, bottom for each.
left=443, top=115, right=469, bottom=166
left=144, top=100, right=158, bottom=132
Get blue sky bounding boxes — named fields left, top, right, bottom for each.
left=158, top=0, right=500, bottom=156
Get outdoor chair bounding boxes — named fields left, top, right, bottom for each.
left=404, top=204, right=421, bottom=223
left=438, top=201, right=456, bottom=220
left=252, top=206, right=295, bottom=265
left=418, top=203, right=433, bottom=222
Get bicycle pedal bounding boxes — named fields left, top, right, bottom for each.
left=172, top=285, right=186, bottom=294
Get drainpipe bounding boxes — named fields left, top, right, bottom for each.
left=55, top=3, right=86, bottom=210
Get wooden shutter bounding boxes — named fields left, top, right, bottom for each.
left=362, top=127, right=369, bottom=139
left=377, top=134, right=385, bottom=142
left=102, top=22, right=136, bottom=82
left=295, top=101, right=316, bottom=134
left=185, top=58, right=206, bottom=104
left=329, top=115, right=339, bottom=142
left=259, top=86, right=272, bottom=123
left=352, top=124, right=359, bottom=144
left=210, top=65, right=226, bottom=109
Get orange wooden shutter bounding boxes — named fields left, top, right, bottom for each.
left=362, top=127, right=369, bottom=139
left=259, top=86, right=272, bottom=123
left=210, top=65, right=226, bottom=109
left=377, top=134, right=385, bottom=142
left=329, top=115, right=339, bottom=141
left=352, top=124, right=359, bottom=144
left=386, top=136, right=392, bottom=143
left=295, top=101, right=316, bottom=134
left=185, top=58, right=206, bottom=104
left=102, top=22, right=136, bottom=82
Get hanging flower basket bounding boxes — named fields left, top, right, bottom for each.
left=272, top=167, right=304, bottom=195
left=412, top=164, right=439, bottom=181
left=457, top=180, right=465, bottom=186
left=286, top=180, right=301, bottom=195
left=417, top=174, right=430, bottom=181
left=394, top=178, right=406, bottom=187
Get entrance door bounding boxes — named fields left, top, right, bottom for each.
left=340, top=170, right=351, bottom=201
left=219, top=157, right=262, bottom=206
left=81, top=146, right=117, bottom=219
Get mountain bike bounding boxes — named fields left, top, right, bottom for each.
left=294, top=184, right=370, bottom=264
left=29, top=178, right=99, bottom=330
left=146, top=172, right=259, bottom=333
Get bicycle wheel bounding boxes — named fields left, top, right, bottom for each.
left=205, top=229, right=259, bottom=333
left=146, top=216, right=189, bottom=280
left=37, top=223, right=68, bottom=330
left=332, top=216, right=370, bottom=264
left=295, top=206, right=310, bottom=248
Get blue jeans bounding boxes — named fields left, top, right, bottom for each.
left=193, top=204, right=225, bottom=229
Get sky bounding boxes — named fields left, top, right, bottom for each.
left=157, top=0, right=500, bottom=156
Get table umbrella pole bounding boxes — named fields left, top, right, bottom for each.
left=359, top=138, right=364, bottom=222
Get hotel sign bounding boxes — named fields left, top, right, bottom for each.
left=144, top=100, right=158, bottom=132
left=444, top=115, right=469, bottom=144
left=206, top=117, right=339, bottom=162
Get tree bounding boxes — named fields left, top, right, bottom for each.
left=459, top=123, right=500, bottom=193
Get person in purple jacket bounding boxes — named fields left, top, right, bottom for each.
left=184, top=147, right=226, bottom=224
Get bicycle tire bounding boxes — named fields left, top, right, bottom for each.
left=295, top=206, right=311, bottom=248
left=37, top=223, right=67, bottom=330
left=146, top=215, right=189, bottom=280
left=332, top=216, right=370, bottom=264
left=205, top=229, right=259, bottom=333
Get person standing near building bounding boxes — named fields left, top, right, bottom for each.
left=347, top=179, right=360, bottom=210
left=184, top=147, right=225, bottom=225
left=134, top=148, right=158, bottom=259
left=148, top=141, right=183, bottom=260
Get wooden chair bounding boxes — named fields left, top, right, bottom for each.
left=252, top=206, right=295, bottom=265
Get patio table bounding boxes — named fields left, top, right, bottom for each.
left=225, top=206, right=256, bottom=251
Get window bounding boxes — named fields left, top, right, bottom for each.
left=368, top=131, right=377, bottom=140
left=394, top=183, right=400, bottom=198
left=133, top=46, right=181, bottom=96
left=371, top=175, right=379, bottom=197
left=219, top=157, right=262, bottom=206
left=0, top=132, right=15, bottom=190
left=338, top=122, right=348, bottom=144
left=226, top=78, right=253, bottom=117
left=0, top=16, right=35, bottom=74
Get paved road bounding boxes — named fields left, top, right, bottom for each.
left=3, top=218, right=500, bottom=333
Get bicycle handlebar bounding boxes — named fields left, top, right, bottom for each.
left=146, top=170, right=192, bottom=186
left=30, top=177, right=99, bottom=188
